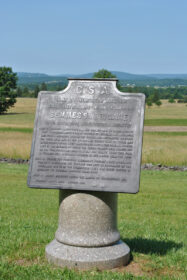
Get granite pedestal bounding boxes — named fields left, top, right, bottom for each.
left=46, top=190, right=130, bottom=270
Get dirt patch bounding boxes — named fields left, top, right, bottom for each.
left=14, top=258, right=40, bottom=267
left=123, top=261, right=145, bottom=276
left=111, top=259, right=148, bottom=277
left=144, top=126, right=187, bottom=132
left=159, top=267, right=186, bottom=279
left=112, top=259, right=185, bottom=279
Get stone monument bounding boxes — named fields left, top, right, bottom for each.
left=28, top=78, right=145, bottom=269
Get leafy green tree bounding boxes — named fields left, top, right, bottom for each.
left=155, top=100, right=162, bottom=106
left=147, top=90, right=162, bottom=106
left=179, top=96, right=187, bottom=103
left=184, top=96, right=187, bottom=103
left=168, top=98, right=175, bottom=103
left=16, top=86, right=23, bottom=97
left=152, top=90, right=160, bottom=103
left=146, top=100, right=152, bottom=108
left=34, top=85, right=40, bottom=98
left=56, top=85, right=64, bottom=91
left=23, top=86, right=29, bottom=95
left=93, top=69, right=116, bottom=79
left=93, top=69, right=122, bottom=90
left=41, top=82, right=47, bottom=91
left=0, top=67, right=17, bottom=114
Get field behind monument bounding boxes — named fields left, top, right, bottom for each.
left=0, top=98, right=187, bottom=165
left=0, top=163, right=186, bottom=279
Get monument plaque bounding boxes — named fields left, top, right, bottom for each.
left=28, top=79, right=145, bottom=193
left=28, top=79, right=145, bottom=269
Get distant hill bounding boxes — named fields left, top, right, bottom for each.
left=54, top=71, right=187, bottom=80
left=17, top=71, right=187, bottom=87
left=59, top=73, right=94, bottom=79
left=57, top=71, right=153, bottom=80
left=17, top=73, right=67, bottom=87
left=17, top=72, right=49, bottom=78
left=146, top=74, right=187, bottom=79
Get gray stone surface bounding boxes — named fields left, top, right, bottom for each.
left=55, top=190, right=120, bottom=247
left=28, top=78, right=145, bottom=193
left=46, top=239, right=130, bottom=270
left=46, top=190, right=130, bottom=269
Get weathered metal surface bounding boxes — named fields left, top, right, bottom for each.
left=28, top=79, right=145, bottom=193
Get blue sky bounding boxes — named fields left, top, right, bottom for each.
left=0, top=0, right=187, bottom=75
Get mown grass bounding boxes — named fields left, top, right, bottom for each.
left=144, top=119, right=187, bottom=126
left=0, top=163, right=186, bottom=279
left=145, top=132, right=187, bottom=136
left=0, top=127, right=33, bottom=133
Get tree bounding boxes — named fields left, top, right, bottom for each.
left=93, top=69, right=122, bottom=90
left=155, top=100, right=162, bottom=106
left=178, top=96, right=187, bottom=103
left=23, top=86, right=29, bottom=95
left=93, top=69, right=116, bottom=79
left=148, top=90, right=162, bottom=106
left=16, top=86, right=23, bottom=97
left=0, top=67, right=17, bottom=114
left=146, top=100, right=152, bottom=108
left=41, top=82, right=47, bottom=91
left=152, top=90, right=160, bottom=103
left=34, top=85, right=40, bottom=98
left=56, top=84, right=65, bottom=91
left=168, top=98, right=175, bottom=103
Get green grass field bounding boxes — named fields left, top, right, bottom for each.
left=0, top=163, right=186, bottom=279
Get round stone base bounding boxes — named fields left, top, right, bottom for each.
left=46, top=239, right=130, bottom=270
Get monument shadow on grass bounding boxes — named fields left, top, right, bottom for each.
left=122, top=237, right=183, bottom=255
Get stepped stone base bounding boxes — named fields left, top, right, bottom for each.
left=46, top=239, right=130, bottom=270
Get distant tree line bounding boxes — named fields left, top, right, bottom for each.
left=16, top=69, right=187, bottom=105
left=121, top=85, right=187, bottom=105
left=121, top=85, right=187, bottom=99
left=16, top=82, right=66, bottom=98
left=120, top=78, right=187, bottom=87
left=93, top=69, right=187, bottom=106
left=16, top=81, right=187, bottom=104
left=1, top=66, right=186, bottom=115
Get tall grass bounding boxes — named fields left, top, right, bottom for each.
left=145, top=100, right=187, bottom=119
left=0, top=131, right=187, bottom=165
left=0, top=98, right=36, bottom=128
left=0, top=132, right=32, bottom=159
left=142, top=132, right=187, bottom=165
left=0, top=98, right=187, bottom=165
